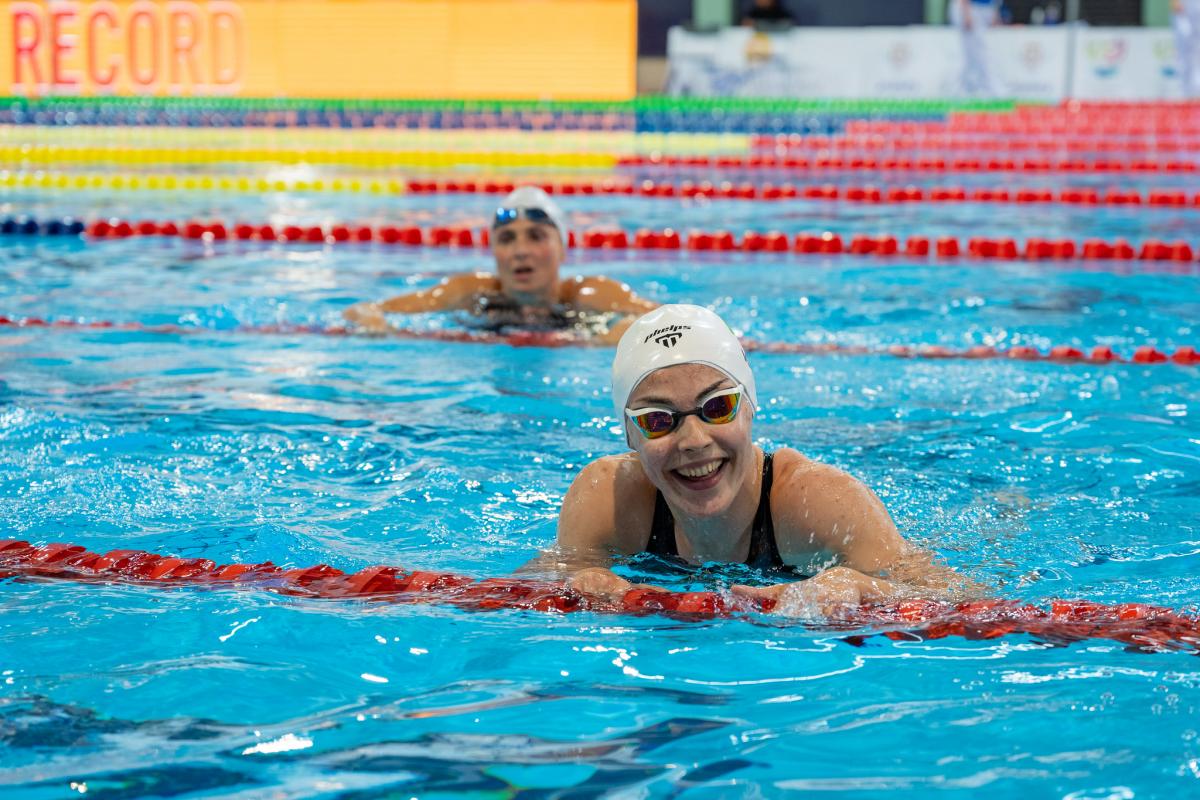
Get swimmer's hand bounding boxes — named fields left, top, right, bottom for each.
left=343, top=302, right=392, bottom=334
left=731, top=567, right=891, bottom=620
left=567, top=567, right=668, bottom=604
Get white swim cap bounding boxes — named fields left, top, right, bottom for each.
left=612, top=304, right=757, bottom=422
left=493, top=186, right=569, bottom=247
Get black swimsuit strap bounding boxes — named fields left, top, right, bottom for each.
left=646, top=452, right=780, bottom=568
left=647, top=487, right=680, bottom=557
left=745, top=453, right=780, bottom=569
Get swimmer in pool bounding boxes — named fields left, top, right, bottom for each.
left=343, top=186, right=657, bottom=344
left=533, top=304, right=974, bottom=618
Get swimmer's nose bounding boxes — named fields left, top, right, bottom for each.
left=673, top=413, right=712, bottom=450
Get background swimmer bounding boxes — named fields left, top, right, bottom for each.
left=344, top=186, right=657, bottom=343
left=528, top=304, right=975, bottom=618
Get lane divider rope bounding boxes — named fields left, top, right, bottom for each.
left=0, top=146, right=619, bottom=170
left=619, top=154, right=1200, bottom=174
left=2, top=538, right=1199, bottom=652
left=1, top=148, right=1196, bottom=174
left=5, top=171, right=1199, bottom=209
left=752, top=133, right=1200, bottom=153
left=6, top=214, right=1195, bottom=266
left=3, top=317, right=1196, bottom=367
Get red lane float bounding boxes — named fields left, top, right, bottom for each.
left=3, top=316, right=1198, bottom=367
left=753, top=133, right=1200, bottom=155
left=0, top=315, right=575, bottom=349
left=409, top=179, right=1200, bottom=209
left=617, top=154, right=1199, bottom=175
left=73, top=216, right=1200, bottom=266
left=2, top=539, right=1199, bottom=653
left=845, top=108, right=1200, bottom=138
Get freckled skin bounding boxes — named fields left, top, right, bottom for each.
left=343, top=219, right=657, bottom=344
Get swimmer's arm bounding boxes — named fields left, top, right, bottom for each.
left=515, top=459, right=622, bottom=579
left=546, top=458, right=638, bottom=572
left=343, top=273, right=493, bottom=329
left=772, top=458, right=976, bottom=597
left=519, top=456, right=665, bottom=600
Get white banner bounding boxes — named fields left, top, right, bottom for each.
left=1072, top=28, right=1183, bottom=99
left=990, top=28, right=1071, bottom=100
left=849, top=28, right=962, bottom=98
left=667, top=25, right=1182, bottom=101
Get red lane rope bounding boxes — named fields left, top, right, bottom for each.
left=847, top=111, right=1200, bottom=137
left=617, top=154, right=1199, bottom=175
left=4, top=316, right=1198, bottom=367
left=408, top=178, right=1200, bottom=209
left=752, top=133, right=1200, bottom=154
left=75, top=217, right=1200, bottom=266
left=0, top=316, right=573, bottom=349
left=2, top=539, right=1199, bottom=652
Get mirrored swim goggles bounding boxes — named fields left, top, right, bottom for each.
left=625, top=384, right=744, bottom=440
left=493, top=206, right=557, bottom=230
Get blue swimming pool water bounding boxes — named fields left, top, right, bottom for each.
left=2, top=189, right=1199, bottom=797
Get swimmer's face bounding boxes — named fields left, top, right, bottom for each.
left=492, top=218, right=563, bottom=299
left=627, top=363, right=755, bottom=520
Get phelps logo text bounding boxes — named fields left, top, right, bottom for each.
left=645, top=324, right=691, bottom=348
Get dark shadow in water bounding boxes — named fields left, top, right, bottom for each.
left=3, top=695, right=753, bottom=798
left=283, top=718, right=743, bottom=799
left=55, top=766, right=255, bottom=800
left=0, top=696, right=136, bottom=747
left=551, top=682, right=730, bottom=708
left=1010, top=287, right=1108, bottom=313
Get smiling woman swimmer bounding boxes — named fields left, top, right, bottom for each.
left=343, top=186, right=658, bottom=344
left=527, top=304, right=976, bottom=618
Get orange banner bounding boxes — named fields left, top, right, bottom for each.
left=2, top=0, right=636, bottom=99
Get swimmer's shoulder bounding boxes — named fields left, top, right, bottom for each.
left=561, top=452, right=657, bottom=553
left=768, top=448, right=854, bottom=484
left=377, top=271, right=499, bottom=313
left=446, top=272, right=496, bottom=293
left=769, top=447, right=859, bottom=506
left=769, top=447, right=816, bottom=479
left=769, top=447, right=896, bottom=552
left=569, top=452, right=655, bottom=503
left=558, top=275, right=650, bottom=313
left=445, top=271, right=501, bottom=302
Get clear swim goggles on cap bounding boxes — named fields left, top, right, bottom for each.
left=493, top=206, right=556, bottom=229
left=625, top=384, right=744, bottom=440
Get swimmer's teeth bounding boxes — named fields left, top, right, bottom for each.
left=678, top=461, right=720, bottom=479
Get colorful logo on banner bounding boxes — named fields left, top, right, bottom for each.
left=8, top=1, right=245, bottom=95
left=1153, top=40, right=1179, bottom=78
left=1084, top=38, right=1128, bottom=78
